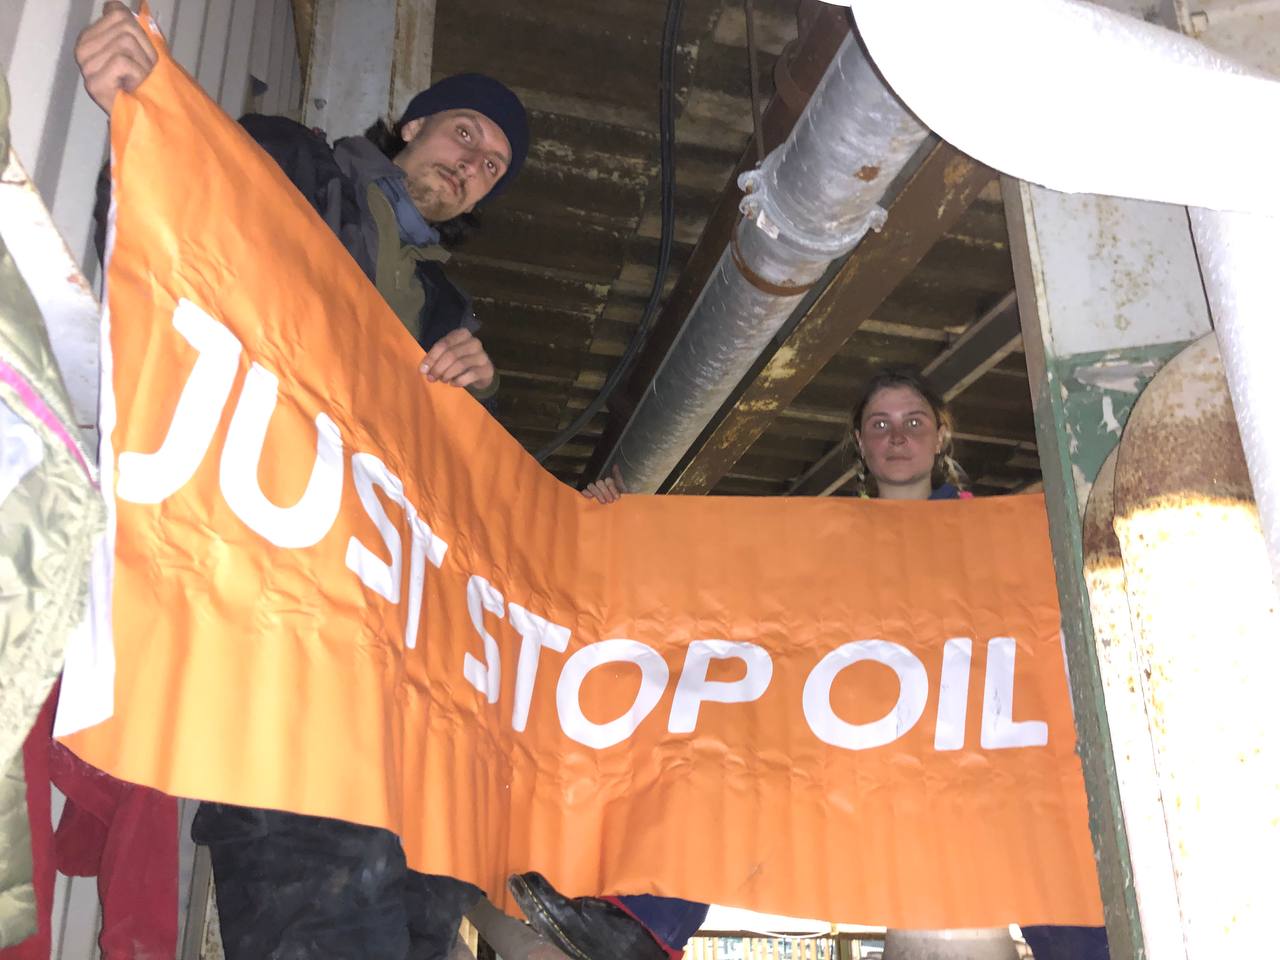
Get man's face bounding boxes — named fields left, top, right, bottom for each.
left=395, top=108, right=512, bottom=223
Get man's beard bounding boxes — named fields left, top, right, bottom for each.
left=405, top=168, right=460, bottom=223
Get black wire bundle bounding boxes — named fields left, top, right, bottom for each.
left=534, top=0, right=686, bottom=466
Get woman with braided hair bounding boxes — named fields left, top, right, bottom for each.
left=847, top=368, right=971, bottom=502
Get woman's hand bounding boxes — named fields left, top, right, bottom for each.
left=582, top=465, right=626, bottom=505
left=75, top=3, right=158, bottom=115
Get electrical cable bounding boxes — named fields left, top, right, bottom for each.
left=745, top=0, right=766, bottom=165
left=534, top=0, right=685, bottom=467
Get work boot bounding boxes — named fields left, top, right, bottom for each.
left=508, top=872, right=668, bottom=960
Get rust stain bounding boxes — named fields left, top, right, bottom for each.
left=943, top=156, right=976, bottom=190
left=1083, top=448, right=1122, bottom=566
left=1113, top=335, right=1254, bottom=515
left=65, top=271, right=93, bottom=297
left=855, top=164, right=879, bottom=182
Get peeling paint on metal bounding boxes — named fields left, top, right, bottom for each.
left=1100, top=395, right=1122, bottom=435
left=1112, top=333, right=1279, bottom=955
left=1076, top=357, right=1163, bottom=394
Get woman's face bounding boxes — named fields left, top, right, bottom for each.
left=856, top=385, right=944, bottom=490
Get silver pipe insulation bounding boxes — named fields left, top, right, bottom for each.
left=608, top=31, right=929, bottom=492
left=883, top=928, right=1019, bottom=959
left=1187, top=207, right=1280, bottom=601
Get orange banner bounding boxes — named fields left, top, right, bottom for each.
left=59, top=34, right=1103, bottom=928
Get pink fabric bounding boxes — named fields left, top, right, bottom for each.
left=0, top=691, right=57, bottom=960
left=0, top=360, right=93, bottom=479
left=0, top=684, right=178, bottom=960
left=49, top=740, right=179, bottom=960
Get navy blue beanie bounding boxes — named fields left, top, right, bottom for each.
left=400, top=74, right=529, bottom=198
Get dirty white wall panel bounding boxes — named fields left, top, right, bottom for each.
left=390, top=0, right=437, bottom=119
left=219, top=0, right=260, bottom=116
left=32, top=0, right=107, bottom=277
left=3, top=0, right=110, bottom=275
left=5, top=0, right=83, bottom=203
left=248, top=0, right=304, bottom=116
left=269, top=0, right=303, bottom=119
left=1, top=0, right=300, bottom=275
left=249, top=0, right=276, bottom=93
left=303, top=0, right=398, bottom=137
left=196, top=0, right=238, bottom=96
left=268, top=0, right=290, bottom=114
left=50, top=84, right=109, bottom=278
left=49, top=877, right=103, bottom=960
left=168, top=0, right=214, bottom=73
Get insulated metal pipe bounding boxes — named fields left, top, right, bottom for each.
left=882, top=928, right=1018, bottom=959
left=1187, top=208, right=1280, bottom=600
left=608, top=31, right=929, bottom=492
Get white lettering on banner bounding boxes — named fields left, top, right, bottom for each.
left=557, top=639, right=670, bottom=749
left=668, top=639, right=773, bottom=734
left=802, top=640, right=930, bottom=751
left=220, top=363, right=345, bottom=548
left=117, top=299, right=242, bottom=505
left=117, top=305, right=1058, bottom=753
left=465, top=575, right=506, bottom=704
left=508, top=602, right=571, bottom=733
left=346, top=453, right=406, bottom=603
left=402, top=511, right=449, bottom=650
left=344, top=452, right=449, bottom=649
left=981, top=636, right=1049, bottom=749
left=934, top=637, right=973, bottom=751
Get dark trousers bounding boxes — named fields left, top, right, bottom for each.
left=1021, top=926, right=1109, bottom=960
left=616, top=895, right=710, bottom=951
left=193, top=804, right=482, bottom=960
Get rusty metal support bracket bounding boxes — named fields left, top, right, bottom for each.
left=728, top=225, right=821, bottom=297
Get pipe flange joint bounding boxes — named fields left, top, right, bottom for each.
left=737, top=156, right=887, bottom=259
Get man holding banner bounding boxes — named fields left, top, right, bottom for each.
left=76, top=3, right=530, bottom=956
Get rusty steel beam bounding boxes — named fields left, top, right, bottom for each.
left=579, top=0, right=852, bottom=483
left=921, top=290, right=1021, bottom=400
left=391, top=0, right=438, bottom=118
left=787, top=443, right=855, bottom=497
left=663, top=143, right=995, bottom=494
left=291, top=0, right=317, bottom=75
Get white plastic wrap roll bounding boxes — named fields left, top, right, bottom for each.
left=845, top=0, right=1280, bottom=216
